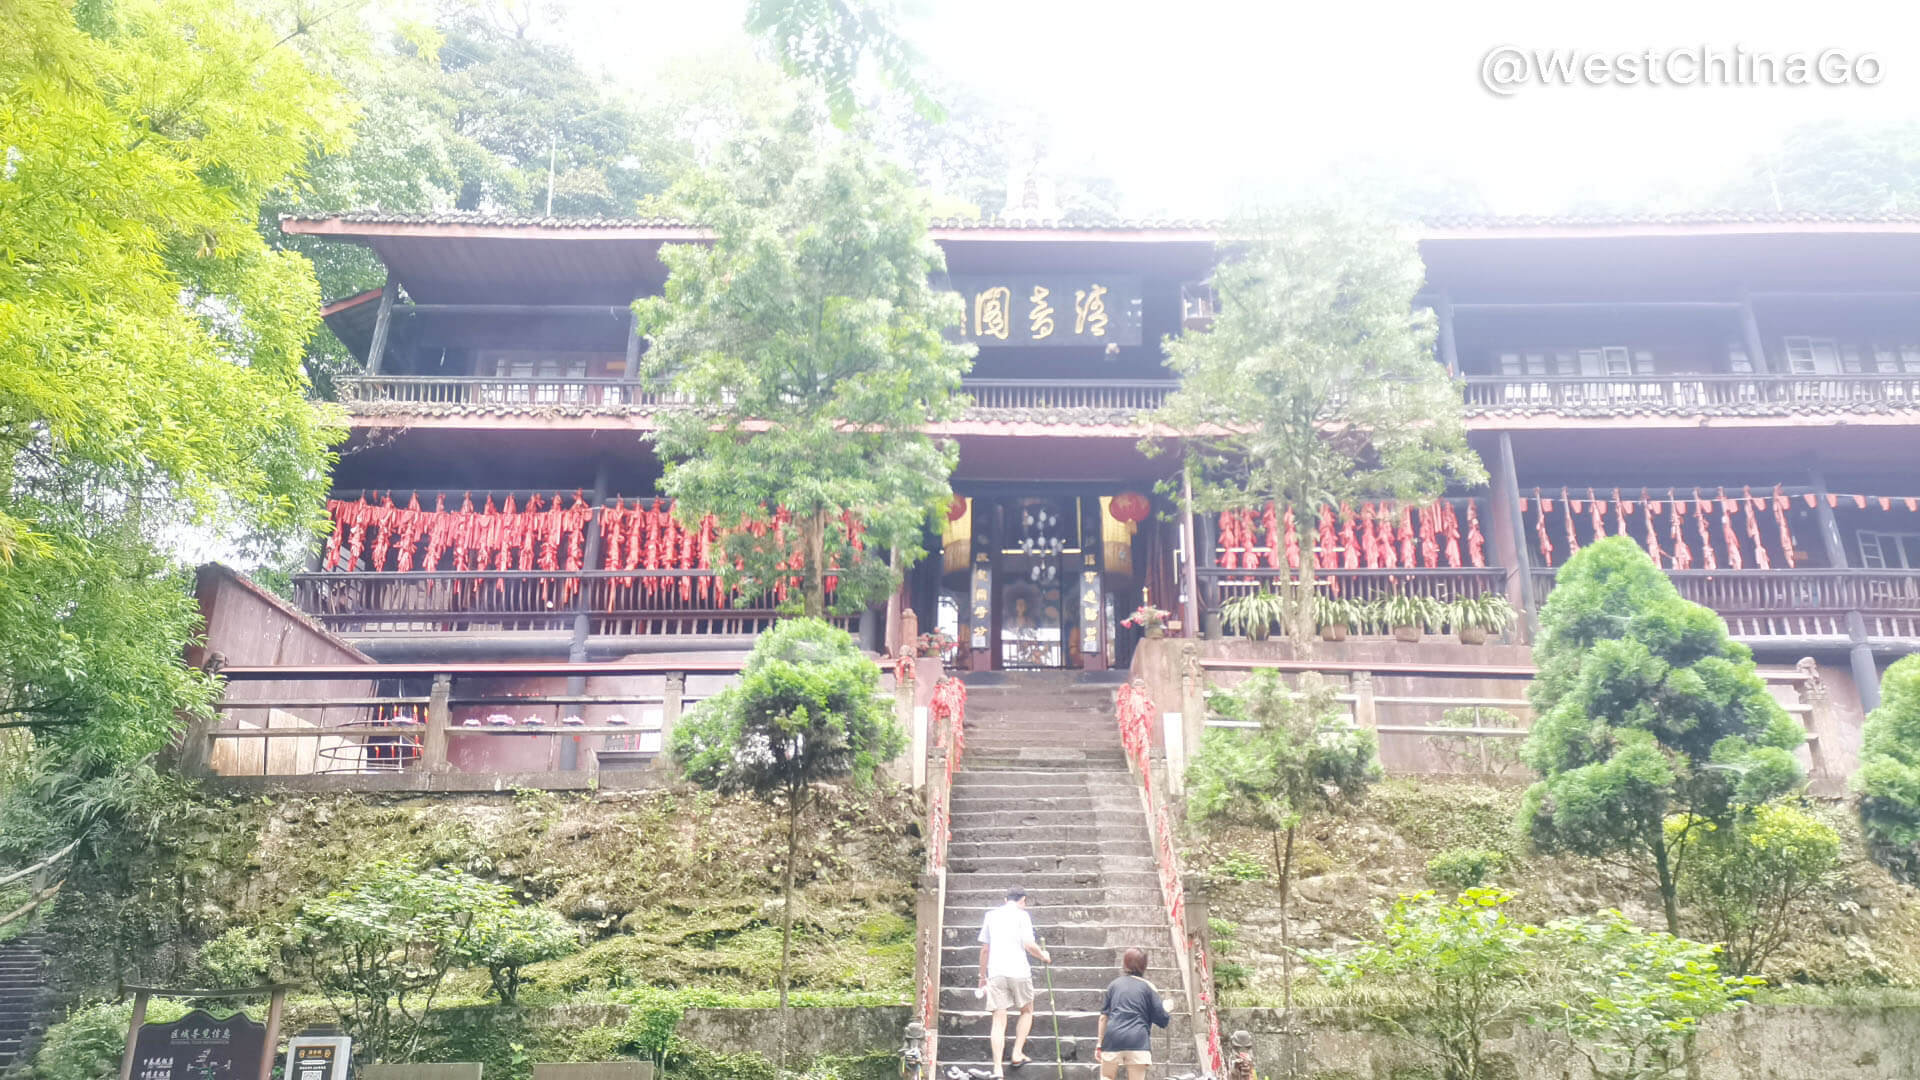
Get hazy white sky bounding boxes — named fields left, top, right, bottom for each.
left=564, top=0, right=1920, bottom=216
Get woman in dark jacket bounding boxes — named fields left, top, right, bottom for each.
left=1095, top=948, right=1171, bottom=1080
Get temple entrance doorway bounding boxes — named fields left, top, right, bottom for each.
left=923, top=488, right=1157, bottom=673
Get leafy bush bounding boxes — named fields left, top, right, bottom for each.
left=1671, top=802, right=1840, bottom=977
left=1534, top=911, right=1761, bottom=1080
left=670, top=618, right=904, bottom=1059
left=470, top=902, right=580, bottom=1003
left=1447, top=592, right=1518, bottom=635
left=195, top=926, right=279, bottom=987
left=1856, top=654, right=1920, bottom=883
left=1314, top=889, right=1758, bottom=1080
left=286, top=861, right=522, bottom=1061
left=1519, top=538, right=1805, bottom=934
left=29, top=999, right=193, bottom=1080
left=1312, top=889, right=1539, bottom=1080
left=1425, top=846, right=1510, bottom=890
left=1220, top=589, right=1288, bottom=641
left=1187, top=670, right=1378, bottom=1005
left=1211, top=851, right=1271, bottom=882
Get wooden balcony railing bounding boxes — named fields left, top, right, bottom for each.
left=1198, top=567, right=1509, bottom=607
left=338, top=376, right=688, bottom=409
left=960, top=379, right=1174, bottom=413
left=335, top=376, right=1174, bottom=420
left=1530, top=568, right=1920, bottom=643
left=1464, top=373, right=1920, bottom=414
left=292, top=569, right=849, bottom=638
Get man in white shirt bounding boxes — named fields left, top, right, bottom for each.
left=977, top=886, right=1051, bottom=1076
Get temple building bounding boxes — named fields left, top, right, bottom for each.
left=260, top=210, right=1920, bottom=739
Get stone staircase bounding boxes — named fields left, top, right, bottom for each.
left=0, top=932, right=51, bottom=1073
left=937, top=673, right=1198, bottom=1079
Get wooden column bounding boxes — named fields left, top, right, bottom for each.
left=421, top=673, right=452, bottom=772
left=1739, top=295, right=1771, bottom=374
left=564, top=463, right=612, bottom=771
left=259, top=988, right=286, bottom=1080
left=1808, top=465, right=1881, bottom=710
left=366, top=275, right=398, bottom=375
left=116, top=990, right=151, bottom=1080
left=1435, top=294, right=1460, bottom=376
left=1496, top=433, right=1539, bottom=639
left=1179, top=467, right=1202, bottom=639
left=623, top=301, right=643, bottom=380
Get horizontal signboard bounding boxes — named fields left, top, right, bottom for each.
left=950, top=275, right=1143, bottom=347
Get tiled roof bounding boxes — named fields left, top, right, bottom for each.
left=280, top=210, right=700, bottom=228
left=1424, top=210, right=1920, bottom=229
left=285, top=208, right=1920, bottom=232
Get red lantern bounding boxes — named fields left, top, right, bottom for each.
left=947, top=495, right=969, bottom=522
left=1109, top=491, right=1151, bottom=524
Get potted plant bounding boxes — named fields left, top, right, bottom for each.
left=1376, top=594, right=1444, bottom=643
left=1314, top=594, right=1367, bottom=642
left=1123, top=604, right=1172, bottom=639
left=1447, top=593, right=1517, bottom=645
left=1220, top=589, right=1288, bottom=642
left=915, top=629, right=954, bottom=657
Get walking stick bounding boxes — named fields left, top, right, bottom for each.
left=1039, top=934, right=1064, bottom=1080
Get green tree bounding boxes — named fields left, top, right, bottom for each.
left=669, top=618, right=903, bottom=1062
left=636, top=119, right=974, bottom=619
left=1312, top=889, right=1539, bottom=1080
left=0, top=0, right=346, bottom=803
left=1856, top=654, right=1920, bottom=884
left=1518, top=537, right=1806, bottom=934
left=1710, top=119, right=1920, bottom=214
left=1668, top=802, right=1839, bottom=977
left=1151, top=206, right=1485, bottom=644
left=1187, top=670, right=1378, bottom=1006
left=286, top=862, right=517, bottom=1061
left=1535, top=911, right=1760, bottom=1080
left=469, top=901, right=580, bottom=1004
left=747, top=0, right=940, bottom=127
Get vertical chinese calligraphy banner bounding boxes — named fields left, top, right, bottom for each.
left=949, top=275, right=1145, bottom=347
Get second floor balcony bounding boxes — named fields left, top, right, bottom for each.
left=336, top=375, right=1179, bottom=426
left=1464, top=372, right=1920, bottom=418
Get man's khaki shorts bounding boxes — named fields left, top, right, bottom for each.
left=984, top=975, right=1035, bottom=1012
left=1100, top=1050, right=1152, bottom=1074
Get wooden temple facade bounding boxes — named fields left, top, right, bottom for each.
left=268, top=210, right=1920, bottom=727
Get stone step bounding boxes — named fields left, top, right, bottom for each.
left=948, top=840, right=1153, bottom=860
left=947, top=856, right=1158, bottom=877
left=946, top=870, right=1160, bottom=892
left=943, top=905, right=1167, bottom=930
left=944, top=885, right=1164, bottom=909
left=944, top=914, right=1167, bottom=941
left=939, top=985, right=1114, bottom=1013
left=949, top=809, right=1129, bottom=829
left=933, top=1061, right=1197, bottom=1080
left=962, top=752, right=1129, bottom=769
left=949, top=776, right=1138, bottom=793
left=940, top=945, right=1128, bottom=970
left=950, top=788, right=1138, bottom=804
left=937, top=1025, right=1197, bottom=1057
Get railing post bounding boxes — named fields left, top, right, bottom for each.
left=421, top=673, right=451, bottom=772
left=1350, top=670, right=1377, bottom=729
left=658, top=670, right=684, bottom=768
left=1793, top=657, right=1834, bottom=781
